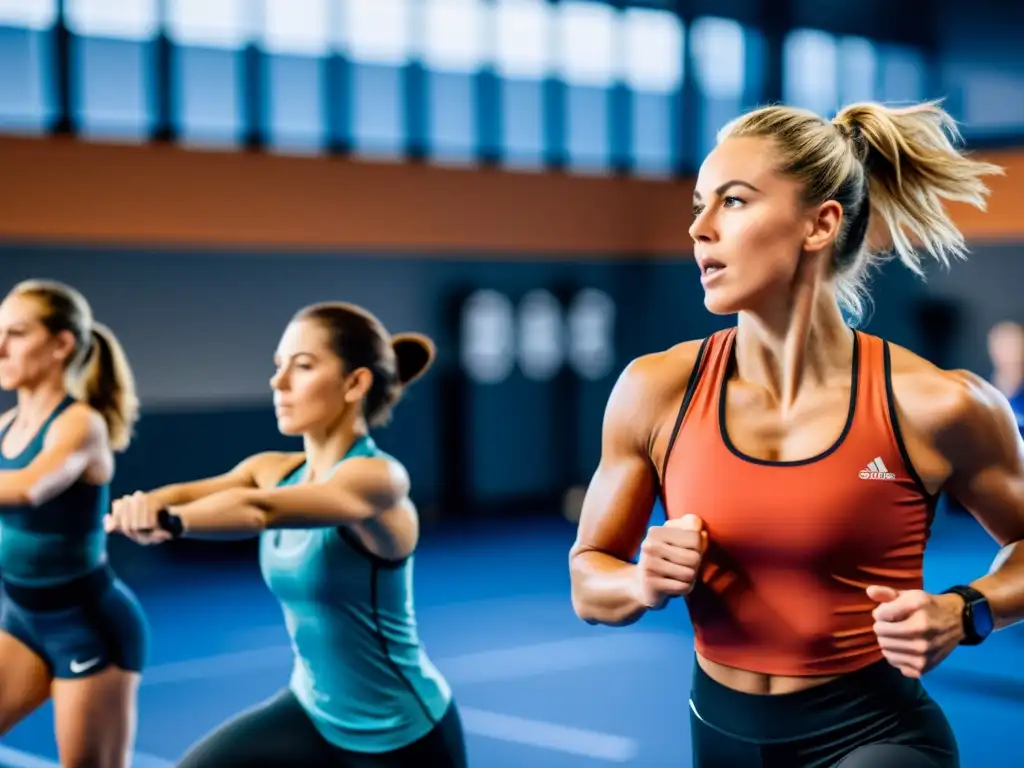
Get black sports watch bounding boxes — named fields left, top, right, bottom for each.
left=157, top=508, right=185, bottom=539
left=942, top=585, right=994, bottom=646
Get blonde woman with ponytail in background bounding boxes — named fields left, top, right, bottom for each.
left=571, top=100, right=1023, bottom=767
left=0, top=279, right=146, bottom=768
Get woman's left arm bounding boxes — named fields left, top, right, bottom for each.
left=157, top=457, right=409, bottom=541
left=939, top=372, right=1024, bottom=630
left=870, top=369, right=1024, bottom=678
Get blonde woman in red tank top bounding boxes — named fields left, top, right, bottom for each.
left=569, top=101, right=1024, bottom=768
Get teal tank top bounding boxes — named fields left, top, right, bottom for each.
left=259, top=435, right=451, bottom=754
left=0, top=396, right=108, bottom=587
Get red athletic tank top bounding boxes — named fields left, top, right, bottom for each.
left=661, top=328, right=936, bottom=677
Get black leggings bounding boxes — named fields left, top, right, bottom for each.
left=689, top=658, right=959, bottom=768
left=176, top=689, right=467, bottom=768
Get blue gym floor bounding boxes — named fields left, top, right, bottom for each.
left=1, top=510, right=1019, bottom=767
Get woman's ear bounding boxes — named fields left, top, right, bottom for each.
left=803, top=199, right=845, bottom=254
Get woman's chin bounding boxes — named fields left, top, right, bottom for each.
left=703, top=291, right=744, bottom=316
left=275, top=416, right=304, bottom=437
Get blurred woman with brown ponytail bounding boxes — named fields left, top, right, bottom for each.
left=107, top=301, right=466, bottom=767
left=570, top=99, right=1020, bottom=767
left=0, top=279, right=147, bottom=767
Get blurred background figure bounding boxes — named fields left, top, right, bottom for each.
left=0, top=1, right=1022, bottom=766
left=988, top=321, right=1024, bottom=429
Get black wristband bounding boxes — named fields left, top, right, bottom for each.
left=157, top=508, right=185, bottom=539
left=942, top=585, right=994, bottom=646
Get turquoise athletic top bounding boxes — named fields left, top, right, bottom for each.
left=0, top=396, right=108, bottom=586
left=259, top=435, right=451, bottom=754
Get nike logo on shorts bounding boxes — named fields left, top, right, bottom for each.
left=69, top=657, right=102, bottom=674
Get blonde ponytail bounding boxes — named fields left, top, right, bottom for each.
left=74, top=322, right=139, bottom=452
left=721, top=100, right=1004, bottom=323
left=832, top=100, right=1003, bottom=274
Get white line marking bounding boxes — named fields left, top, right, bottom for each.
left=460, top=707, right=639, bottom=763
left=0, top=746, right=172, bottom=768
left=131, top=752, right=175, bottom=768
left=141, top=646, right=291, bottom=685
left=0, top=745, right=60, bottom=768
left=439, top=632, right=682, bottom=684
left=131, top=633, right=673, bottom=761
left=141, top=631, right=684, bottom=687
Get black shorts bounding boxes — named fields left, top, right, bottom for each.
left=177, top=688, right=467, bottom=768
left=689, top=657, right=959, bottom=768
left=0, top=566, right=148, bottom=679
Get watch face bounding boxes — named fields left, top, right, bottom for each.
left=972, top=599, right=995, bottom=639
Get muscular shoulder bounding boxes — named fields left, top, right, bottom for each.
left=888, top=343, right=1012, bottom=450
left=624, top=339, right=706, bottom=401
left=607, top=339, right=707, bottom=442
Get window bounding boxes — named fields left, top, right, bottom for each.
left=783, top=27, right=837, bottom=116
left=494, top=0, right=551, bottom=168
left=621, top=8, right=683, bottom=176
left=420, top=0, right=486, bottom=74
left=620, top=8, right=682, bottom=94
left=420, top=0, right=487, bottom=164
left=263, top=0, right=330, bottom=56
left=0, top=0, right=57, bottom=30
left=262, top=0, right=331, bottom=152
left=878, top=44, right=924, bottom=104
left=958, top=69, right=1024, bottom=137
left=65, top=0, right=159, bottom=41
left=0, top=0, right=58, bottom=132
left=691, top=16, right=746, bottom=160
left=691, top=16, right=745, bottom=100
left=837, top=36, right=876, bottom=104
left=166, top=0, right=251, bottom=50
left=343, top=0, right=412, bottom=67
left=557, top=1, right=619, bottom=172
left=494, top=0, right=551, bottom=80
left=343, top=0, right=412, bottom=158
left=556, top=1, right=617, bottom=88
left=67, top=0, right=160, bottom=140
left=167, top=0, right=252, bottom=147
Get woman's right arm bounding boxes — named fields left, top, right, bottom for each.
left=144, top=452, right=286, bottom=507
left=569, top=354, right=672, bottom=627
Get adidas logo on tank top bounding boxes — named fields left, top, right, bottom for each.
left=859, top=457, right=896, bottom=481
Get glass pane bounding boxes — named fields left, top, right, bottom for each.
left=73, top=37, right=154, bottom=140
left=783, top=27, right=837, bottom=116
left=0, top=27, right=56, bottom=132
left=173, top=46, right=245, bottom=147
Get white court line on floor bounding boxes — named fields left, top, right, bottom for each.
left=129, top=632, right=671, bottom=761
left=0, top=745, right=172, bottom=768
left=0, top=710, right=635, bottom=767
left=0, top=745, right=58, bottom=768
left=141, top=630, right=684, bottom=687
left=459, top=707, right=638, bottom=763
left=0, top=633, right=668, bottom=767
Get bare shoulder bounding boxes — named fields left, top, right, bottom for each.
left=334, top=455, right=412, bottom=505
left=0, top=408, right=14, bottom=430
left=243, top=451, right=307, bottom=488
left=50, top=402, right=107, bottom=444
left=606, top=338, right=708, bottom=458
left=887, top=343, right=1010, bottom=443
left=615, top=338, right=707, bottom=414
